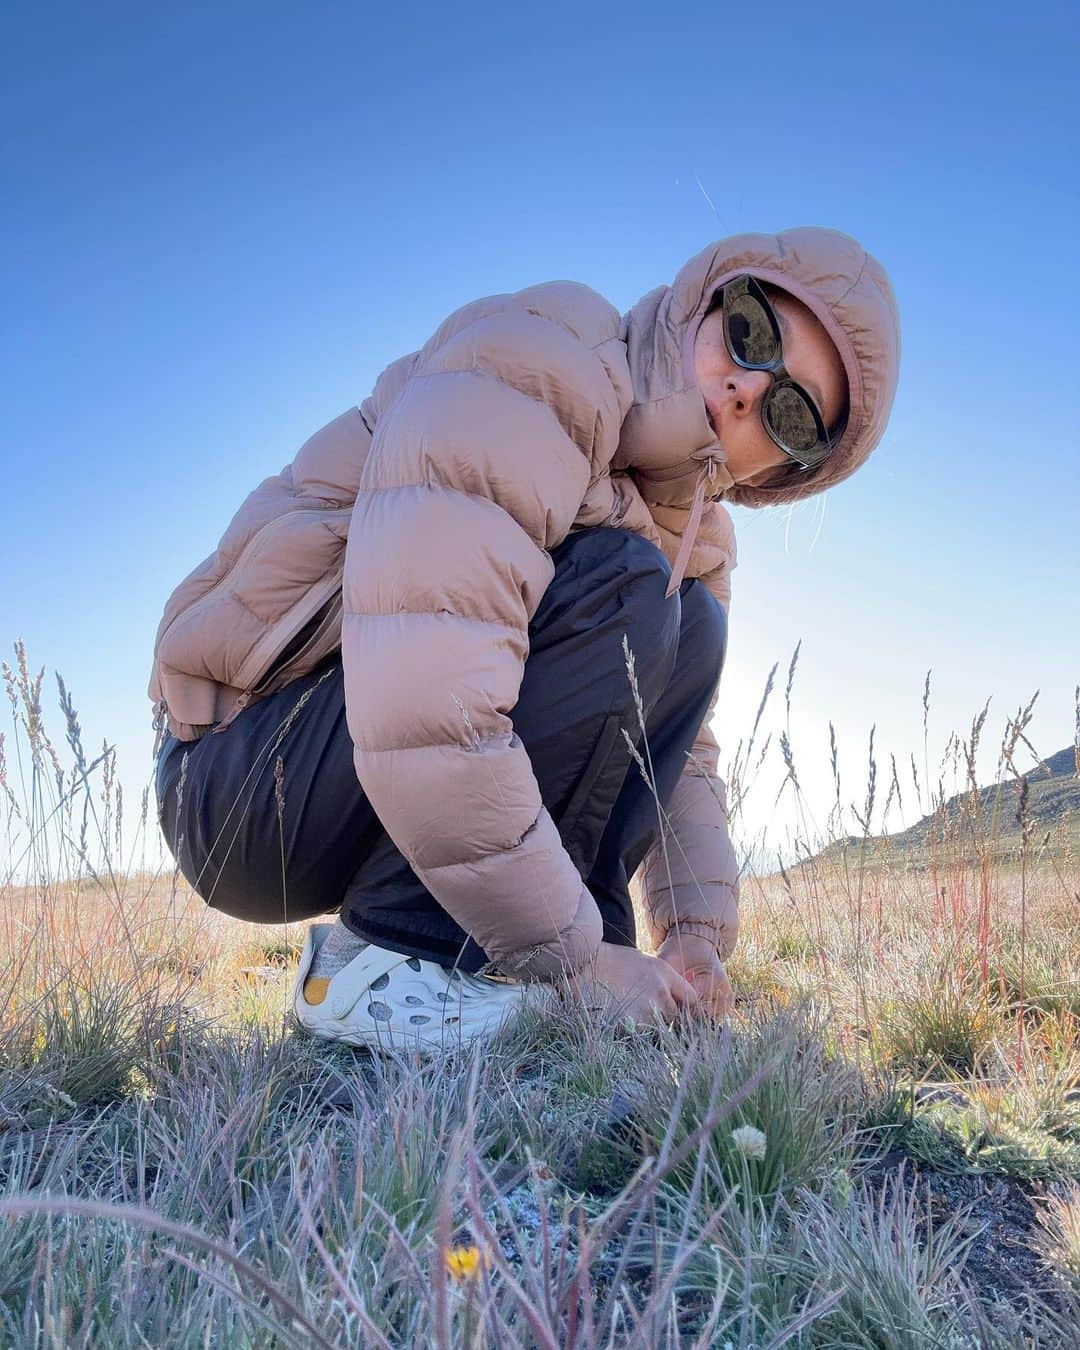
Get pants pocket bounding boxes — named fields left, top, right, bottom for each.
left=559, top=712, right=627, bottom=877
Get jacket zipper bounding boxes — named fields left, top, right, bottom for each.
left=248, top=591, right=342, bottom=696
left=209, top=570, right=345, bottom=734
left=153, top=506, right=351, bottom=672
left=230, top=570, right=344, bottom=690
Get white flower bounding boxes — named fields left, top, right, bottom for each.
left=730, top=1125, right=767, bottom=1161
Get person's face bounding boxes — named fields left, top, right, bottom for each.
left=693, top=284, right=848, bottom=486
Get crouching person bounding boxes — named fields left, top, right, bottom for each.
left=150, top=225, right=900, bottom=1055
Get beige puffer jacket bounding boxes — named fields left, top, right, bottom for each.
left=148, top=226, right=900, bottom=981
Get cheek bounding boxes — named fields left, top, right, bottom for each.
left=707, top=333, right=736, bottom=380
left=697, top=318, right=733, bottom=377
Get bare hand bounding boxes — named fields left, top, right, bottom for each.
left=654, top=931, right=733, bottom=1022
left=564, top=941, right=701, bottom=1027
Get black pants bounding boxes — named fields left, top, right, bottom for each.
left=155, top=526, right=727, bottom=974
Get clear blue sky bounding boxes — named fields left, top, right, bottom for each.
left=2, top=1, right=1077, bottom=881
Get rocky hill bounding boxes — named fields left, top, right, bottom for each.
left=810, top=745, right=1078, bottom=868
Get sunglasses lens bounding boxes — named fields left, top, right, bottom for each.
left=764, top=385, right=822, bottom=459
left=725, top=291, right=778, bottom=366
left=721, top=279, right=835, bottom=470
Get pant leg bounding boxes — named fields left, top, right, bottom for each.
left=338, top=526, right=686, bottom=969
left=155, top=653, right=386, bottom=925
left=584, top=577, right=728, bottom=947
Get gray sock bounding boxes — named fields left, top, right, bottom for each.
left=309, top=917, right=369, bottom=980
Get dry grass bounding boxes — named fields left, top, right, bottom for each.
left=1, top=635, right=1078, bottom=1346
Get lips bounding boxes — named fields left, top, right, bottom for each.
left=702, top=398, right=722, bottom=440
left=705, top=406, right=725, bottom=450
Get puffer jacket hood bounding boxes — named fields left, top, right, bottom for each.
left=148, top=225, right=900, bottom=984
left=611, top=225, right=900, bottom=600
left=619, top=225, right=901, bottom=507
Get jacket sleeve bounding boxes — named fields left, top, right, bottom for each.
left=635, top=504, right=741, bottom=958
left=342, top=281, right=634, bottom=983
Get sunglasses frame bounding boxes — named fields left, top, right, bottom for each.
left=717, top=274, right=845, bottom=472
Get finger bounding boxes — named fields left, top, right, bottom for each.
left=683, top=977, right=724, bottom=1021
left=689, top=963, right=730, bottom=1004
left=701, top=978, right=729, bottom=1015
left=707, top=984, right=733, bottom=1020
left=668, top=971, right=701, bottom=1008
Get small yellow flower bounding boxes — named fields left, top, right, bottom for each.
left=445, top=1244, right=485, bottom=1280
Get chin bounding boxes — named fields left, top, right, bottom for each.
left=741, top=466, right=783, bottom=487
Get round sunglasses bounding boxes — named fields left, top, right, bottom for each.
left=714, top=275, right=846, bottom=472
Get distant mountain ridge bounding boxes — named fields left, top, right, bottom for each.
left=810, top=745, right=1078, bottom=867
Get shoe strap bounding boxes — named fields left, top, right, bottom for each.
left=327, top=944, right=416, bottom=1020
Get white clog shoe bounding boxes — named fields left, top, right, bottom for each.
left=291, top=923, right=539, bottom=1055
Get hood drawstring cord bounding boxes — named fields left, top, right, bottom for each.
left=664, top=456, right=716, bottom=600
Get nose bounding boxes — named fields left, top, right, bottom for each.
left=721, top=368, right=773, bottom=419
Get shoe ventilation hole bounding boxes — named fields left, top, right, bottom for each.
left=406, top=957, right=422, bottom=971
left=367, top=1001, right=392, bottom=1020
left=369, top=972, right=390, bottom=991
left=409, top=1014, right=432, bottom=1025
left=405, top=994, right=424, bottom=1006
